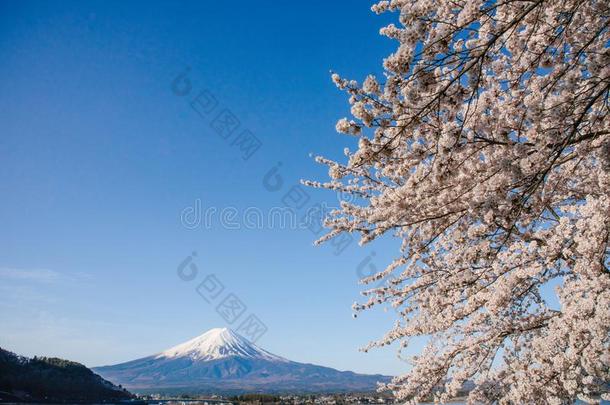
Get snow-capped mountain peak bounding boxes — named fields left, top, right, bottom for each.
left=157, top=327, right=285, bottom=362
left=94, top=327, right=390, bottom=393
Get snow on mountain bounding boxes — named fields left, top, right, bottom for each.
left=93, top=327, right=390, bottom=394
left=157, top=328, right=286, bottom=362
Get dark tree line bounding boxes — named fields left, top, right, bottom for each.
left=0, top=347, right=133, bottom=402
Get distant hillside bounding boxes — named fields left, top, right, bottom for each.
left=0, top=347, right=134, bottom=403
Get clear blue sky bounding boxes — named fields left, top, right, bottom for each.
left=0, top=0, right=422, bottom=375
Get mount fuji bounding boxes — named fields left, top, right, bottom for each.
left=93, top=328, right=390, bottom=394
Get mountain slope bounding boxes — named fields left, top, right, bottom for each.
left=0, top=347, right=134, bottom=402
left=94, top=328, right=389, bottom=394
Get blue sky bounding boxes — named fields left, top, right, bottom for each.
left=0, top=0, right=423, bottom=375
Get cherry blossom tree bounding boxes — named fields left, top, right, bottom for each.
left=306, top=0, right=610, bottom=403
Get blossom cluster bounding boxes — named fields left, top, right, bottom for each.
left=310, top=0, right=610, bottom=403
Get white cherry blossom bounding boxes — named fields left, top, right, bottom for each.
left=307, top=0, right=610, bottom=403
